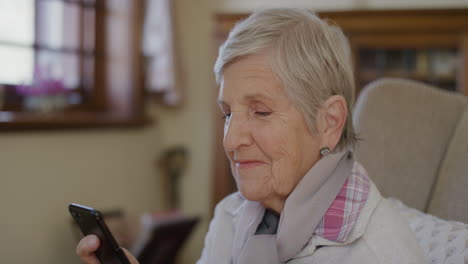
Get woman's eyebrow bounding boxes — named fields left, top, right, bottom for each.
left=217, top=93, right=274, bottom=106
left=243, top=93, right=274, bottom=104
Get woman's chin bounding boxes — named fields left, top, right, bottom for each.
left=238, top=187, right=267, bottom=203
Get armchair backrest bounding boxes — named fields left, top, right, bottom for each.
left=353, top=78, right=468, bottom=222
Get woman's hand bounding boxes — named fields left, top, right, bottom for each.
left=76, top=235, right=140, bottom=264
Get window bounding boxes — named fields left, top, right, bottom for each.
left=0, top=0, right=147, bottom=129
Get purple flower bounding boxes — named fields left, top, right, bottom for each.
left=16, top=66, right=68, bottom=96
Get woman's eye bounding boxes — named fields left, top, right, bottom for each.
left=255, top=111, right=271, bottom=117
left=222, top=113, right=231, bottom=119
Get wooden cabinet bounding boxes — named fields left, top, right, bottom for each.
left=322, top=9, right=468, bottom=95
left=211, top=9, right=468, bottom=208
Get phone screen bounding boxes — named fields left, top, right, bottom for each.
left=69, top=203, right=131, bottom=264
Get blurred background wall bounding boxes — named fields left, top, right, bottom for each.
left=0, top=0, right=467, bottom=263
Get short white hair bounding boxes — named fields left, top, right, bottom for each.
left=214, top=8, right=357, bottom=150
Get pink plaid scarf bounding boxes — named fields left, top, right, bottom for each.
left=314, top=162, right=370, bottom=242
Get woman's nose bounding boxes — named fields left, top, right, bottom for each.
left=223, top=113, right=253, bottom=151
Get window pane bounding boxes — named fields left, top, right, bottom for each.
left=36, top=0, right=63, bottom=49
left=0, top=46, right=33, bottom=85
left=83, top=56, right=95, bottom=88
left=83, top=0, right=96, bottom=6
left=0, top=0, right=34, bottom=45
left=83, top=7, right=96, bottom=51
left=62, top=2, right=80, bottom=50
left=36, top=0, right=80, bottom=50
left=36, top=50, right=80, bottom=90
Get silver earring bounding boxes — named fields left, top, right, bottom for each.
left=320, top=147, right=330, bottom=157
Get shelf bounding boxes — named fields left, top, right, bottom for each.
left=359, top=69, right=456, bottom=83
left=0, top=110, right=152, bottom=131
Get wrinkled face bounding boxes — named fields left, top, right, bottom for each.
left=218, top=53, right=323, bottom=210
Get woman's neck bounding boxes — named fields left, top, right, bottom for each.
left=262, top=196, right=285, bottom=215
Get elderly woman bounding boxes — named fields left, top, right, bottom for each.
left=77, top=8, right=425, bottom=264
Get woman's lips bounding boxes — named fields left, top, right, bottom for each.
left=235, top=160, right=266, bottom=169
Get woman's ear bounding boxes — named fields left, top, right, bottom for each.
left=320, top=95, right=347, bottom=150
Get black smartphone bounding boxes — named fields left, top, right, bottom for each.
left=69, top=203, right=131, bottom=264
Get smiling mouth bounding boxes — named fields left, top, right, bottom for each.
left=235, top=160, right=266, bottom=169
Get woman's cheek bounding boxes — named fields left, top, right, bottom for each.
left=268, top=146, right=299, bottom=196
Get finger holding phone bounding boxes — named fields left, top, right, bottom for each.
left=76, top=235, right=139, bottom=264
left=70, top=204, right=140, bottom=264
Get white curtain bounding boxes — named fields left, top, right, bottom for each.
left=142, top=0, right=181, bottom=105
